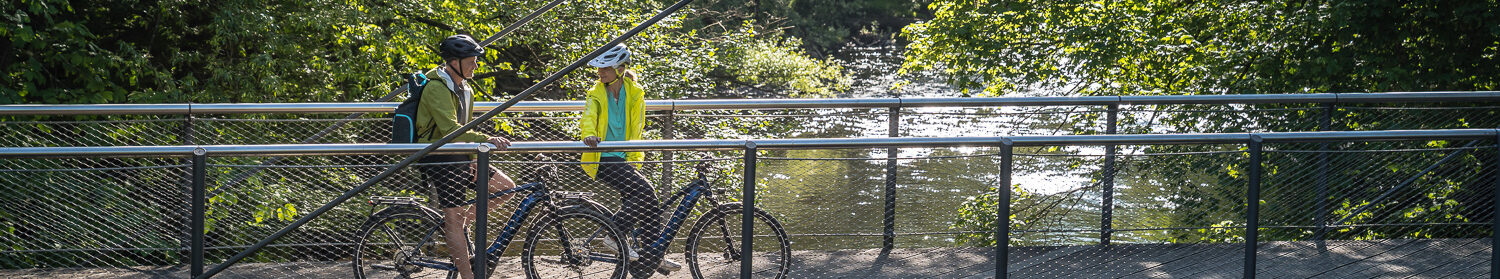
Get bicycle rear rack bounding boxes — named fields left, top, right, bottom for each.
left=369, top=196, right=426, bottom=207
left=550, top=191, right=595, bottom=200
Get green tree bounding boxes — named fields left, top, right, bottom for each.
left=913, top=0, right=1500, bottom=245
left=686, top=0, right=933, bottom=54
left=2, top=0, right=849, bottom=106
left=0, top=0, right=855, bottom=268
left=901, top=0, right=1499, bottom=97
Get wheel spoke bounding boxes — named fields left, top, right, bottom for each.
left=380, top=226, right=411, bottom=261
left=522, top=208, right=626, bottom=278
left=356, top=210, right=451, bottom=279
left=687, top=206, right=790, bottom=279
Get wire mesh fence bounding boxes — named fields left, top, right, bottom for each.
left=1, top=97, right=1499, bottom=278
left=1, top=136, right=1495, bottom=278
left=0, top=157, right=191, bottom=270
left=1256, top=141, right=1496, bottom=278
left=4, top=101, right=1498, bottom=147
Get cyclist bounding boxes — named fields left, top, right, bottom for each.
left=416, top=34, right=517, bottom=279
left=579, top=44, right=682, bottom=277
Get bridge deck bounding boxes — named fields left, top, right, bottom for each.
left=0, top=238, right=1487, bottom=278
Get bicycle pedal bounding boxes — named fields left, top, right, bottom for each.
left=655, top=265, right=672, bottom=276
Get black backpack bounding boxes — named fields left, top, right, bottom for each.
left=391, top=73, right=430, bottom=143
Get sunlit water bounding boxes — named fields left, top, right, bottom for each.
left=736, top=45, right=1110, bottom=250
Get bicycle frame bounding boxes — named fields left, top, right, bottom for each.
left=400, top=180, right=624, bottom=272
left=637, top=178, right=720, bottom=257
left=478, top=182, right=550, bottom=264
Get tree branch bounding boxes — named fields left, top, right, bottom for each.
left=403, top=13, right=458, bottom=32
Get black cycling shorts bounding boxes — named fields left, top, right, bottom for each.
left=416, top=154, right=474, bottom=208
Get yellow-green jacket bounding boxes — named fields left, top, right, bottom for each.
left=416, top=68, right=489, bottom=144
left=579, top=77, right=646, bottom=178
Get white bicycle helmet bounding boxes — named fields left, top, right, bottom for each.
left=588, top=44, right=632, bottom=68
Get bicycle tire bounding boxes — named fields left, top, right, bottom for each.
left=520, top=206, right=629, bottom=279
left=352, top=205, right=457, bottom=279
left=683, top=203, right=791, bottom=279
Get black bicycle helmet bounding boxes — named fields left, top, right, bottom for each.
left=438, top=35, right=485, bottom=61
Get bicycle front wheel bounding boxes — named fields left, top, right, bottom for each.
left=684, top=203, right=791, bottom=279
left=353, top=206, right=457, bottom=279
left=521, top=207, right=628, bottom=279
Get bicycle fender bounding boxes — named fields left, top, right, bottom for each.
left=688, top=202, right=742, bottom=230
left=557, top=197, right=612, bottom=217
left=360, top=204, right=443, bottom=228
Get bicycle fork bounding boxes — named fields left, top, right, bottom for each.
left=703, top=193, right=743, bottom=262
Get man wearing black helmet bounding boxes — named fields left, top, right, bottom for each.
left=416, top=34, right=516, bottom=279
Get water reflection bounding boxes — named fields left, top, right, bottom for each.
left=654, top=46, right=1499, bottom=252
left=715, top=46, right=1118, bottom=250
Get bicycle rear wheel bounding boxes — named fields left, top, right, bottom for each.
left=521, top=207, right=629, bottom=279
left=353, top=206, right=457, bottom=279
left=684, top=203, right=791, bottom=279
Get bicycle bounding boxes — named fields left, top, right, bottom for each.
left=607, top=161, right=792, bottom=279
left=352, top=161, right=630, bottom=279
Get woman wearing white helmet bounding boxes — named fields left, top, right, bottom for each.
left=578, top=44, right=681, bottom=277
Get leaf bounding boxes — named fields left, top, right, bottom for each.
left=499, top=120, right=513, bottom=134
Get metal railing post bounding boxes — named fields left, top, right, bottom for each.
left=179, top=111, right=196, bottom=267
left=474, top=147, right=492, bottom=279
left=1101, top=104, right=1118, bottom=245
left=884, top=106, right=899, bottom=251
left=1315, top=103, right=1333, bottom=246
left=190, top=148, right=206, bottom=278
left=183, top=114, right=195, bottom=145
left=1245, top=136, right=1263, bottom=279
left=741, top=142, right=757, bottom=279
left=662, top=111, right=675, bottom=189
left=995, top=139, right=1013, bottom=279
left=1492, top=131, right=1499, bottom=279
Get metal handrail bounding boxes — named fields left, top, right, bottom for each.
left=0, top=143, right=491, bottom=157
left=2, top=129, right=1492, bottom=158
left=3, top=91, right=1497, bottom=115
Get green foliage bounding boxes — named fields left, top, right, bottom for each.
left=0, top=158, right=186, bottom=268
left=916, top=0, right=1500, bottom=246
left=1, top=0, right=850, bottom=106
left=950, top=184, right=1030, bottom=246
left=902, top=0, right=1500, bottom=96
left=0, top=1, right=852, bottom=268
left=1184, top=220, right=1245, bottom=244
left=685, top=0, right=932, bottom=54
left=714, top=29, right=851, bottom=96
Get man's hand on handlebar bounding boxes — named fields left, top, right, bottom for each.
left=487, top=136, right=510, bottom=150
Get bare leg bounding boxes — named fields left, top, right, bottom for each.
left=464, top=164, right=518, bottom=221
left=442, top=207, right=476, bottom=279
left=441, top=164, right=519, bottom=279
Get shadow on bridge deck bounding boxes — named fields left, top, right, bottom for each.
left=0, top=238, right=1487, bottom=278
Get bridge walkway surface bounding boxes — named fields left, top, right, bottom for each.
left=0, top=238, right=1486, bottom=278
